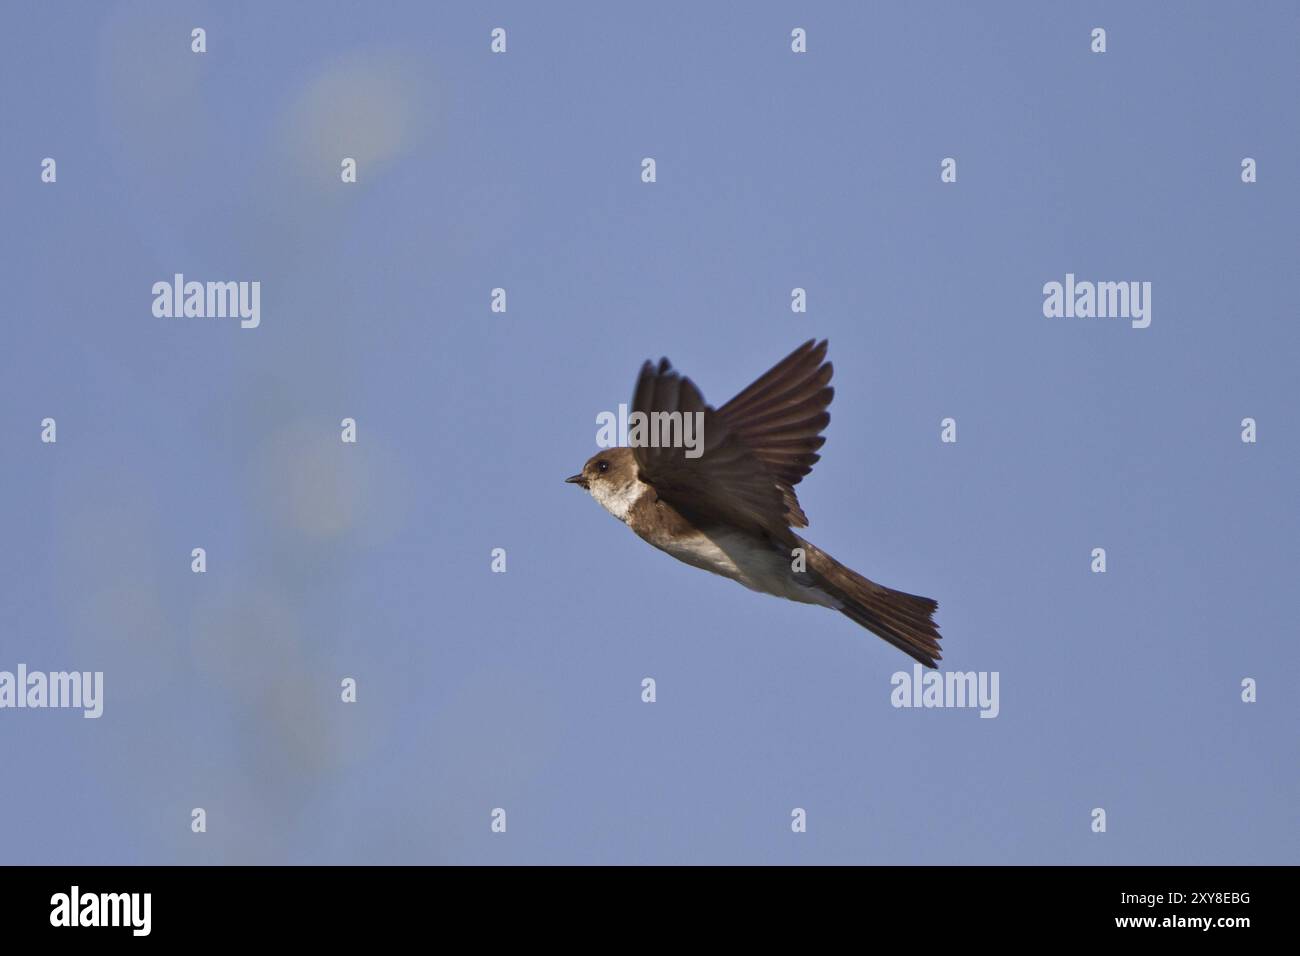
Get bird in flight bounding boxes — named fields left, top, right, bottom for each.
left=566, top=340, right=944, bottom=667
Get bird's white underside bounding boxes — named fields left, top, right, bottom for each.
left=586, top=476, right=841, bottom=609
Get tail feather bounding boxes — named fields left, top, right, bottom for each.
left=802, top=540, right=943, bottom=668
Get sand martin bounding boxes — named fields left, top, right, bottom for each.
left=567, top=340, right=944, bottom=667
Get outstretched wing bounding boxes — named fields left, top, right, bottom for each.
left=715, top=339, right=832, bottom=527
left=630, top=340, right=833, bottom=537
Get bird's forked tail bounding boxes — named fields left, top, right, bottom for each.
left=801, top=540, right=943, bottom=667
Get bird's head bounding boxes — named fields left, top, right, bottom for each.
left=565, top=447, right=642, bottom=520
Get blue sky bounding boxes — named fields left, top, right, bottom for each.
left=1, top=1, right=1296, bottom=864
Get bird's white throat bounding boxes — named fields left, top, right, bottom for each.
left=588, top=477, right=650, bottom=523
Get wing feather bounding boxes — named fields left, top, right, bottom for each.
left=630, top=341, right=835, bottom=535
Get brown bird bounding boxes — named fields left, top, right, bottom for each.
left=566, top=340, right=944, bottom=667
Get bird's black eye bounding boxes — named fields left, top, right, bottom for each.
left=597, top=460, right=609, bottom=473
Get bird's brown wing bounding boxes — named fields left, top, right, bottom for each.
left=715, top=339, right=832, bottom=527
left=630, top=340, right=833, bottom=537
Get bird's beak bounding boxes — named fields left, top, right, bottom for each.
left=565, top=474, right=588, bottom=488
